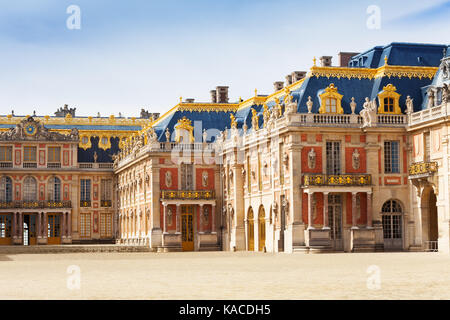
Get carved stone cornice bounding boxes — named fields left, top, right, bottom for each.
left=0, top=117, right=79, bottom=142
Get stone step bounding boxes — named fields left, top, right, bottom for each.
left=0, top=245, right=154, bottom=254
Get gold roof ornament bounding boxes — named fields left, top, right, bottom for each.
left=384, top=55, right=388, bottom=65
left=230, top=113, right=237, bottom=129
left=175, top=116, right=194, bottom=143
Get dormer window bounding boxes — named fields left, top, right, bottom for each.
left=377, top=84, right=401, bottom=114
left=319, top=84, right=344, bottom=114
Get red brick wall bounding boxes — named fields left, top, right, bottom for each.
left=160, top=168, right=178, bottom=190
left=301, top=147, right=322, bottom=173
left=314, top=193, right=324, bottom=225
left=346, top=193, right=352, bottom=227
left=345, top=147, right=366, bottom=173
left=302, top=192, right=308, bottom=223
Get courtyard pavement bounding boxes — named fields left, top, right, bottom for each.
left=0, top=251, right=449, bottom=300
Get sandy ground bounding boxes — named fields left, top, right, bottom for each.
left=0, top=251, right=449, bottom=300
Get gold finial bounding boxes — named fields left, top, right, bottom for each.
left=254, top=89, right=258, bottom=97
left=313, top=57, right=317, bottom=66
left=239, top=96, right=242, bottom=102
left=384, top=55, right=388, bottom=65
left=179, top=97, right=183, bottom=103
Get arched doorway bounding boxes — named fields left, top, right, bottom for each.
left=421, top=187, right=438, bottom=251
left=258, top=206, right=266, bottom=252
left=247, top=208, right=254, bottom=251
left=381, top=200, right=403, bottom=251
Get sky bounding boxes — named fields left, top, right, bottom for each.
left=0, top=0, right=449, bottom=117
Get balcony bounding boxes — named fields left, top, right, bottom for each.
left=0, top=162, right=13, bottom=168
left=80, top=200, right=92, bottom=208
left=101, top=200, right=112, bottom=207
left=0, top=201, right=72, bottom=209
left=409, top=162, right=438, bottom=177
left=161, top=190, right=215, bottom=200
left=47, top=162, right=61, bottom=169
left=79, top=163, right=114, bottom=170
left=23, top=163, right=37, bottom=168
left=302, top=174, right=372, bottom=187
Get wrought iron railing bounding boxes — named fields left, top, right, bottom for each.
left=161, top=190, right=215, bottom=200
left=101, top=200, right=112, bottom=207
left=80, top=200, right=91, bottom=207
left=0, top=201, right=72, bottom=209
left=302, top=174, right=372, bottom=187
left=409, top=161, right=438, bottom=176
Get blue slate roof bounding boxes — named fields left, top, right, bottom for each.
left=349, top=43, right=447, bottom=68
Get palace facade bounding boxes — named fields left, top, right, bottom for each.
left=1, top=42, right=450, bottom=254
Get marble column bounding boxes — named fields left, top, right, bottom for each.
left=67, top=211, right=72, bottom=239
left=18, top=212, right=23, bottom=243
left=211, top=205, right=216, bottom=233
left=61, top=212, right=66, bottom=239
left=367, top=192, right=373, bottom=228
left=199, top=204, right=204, bottom=233
left=176, top=204, right=181, bottom=234
left=323, top=192, right=330, bottom=229
left=352, top=192, right=358, bottom=229
left=12, top=212, right=17, bottom=239
left=163, top=204, right=168, bottom=234
left=307, top=192, right=314, bottom=230
left=43, top=212, right=48, bottom=241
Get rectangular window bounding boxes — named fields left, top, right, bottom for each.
left=101, top=179, right=112, bottom=206
left=384, top=98, right=394, bottom=113
left=80, top=213, right=91, bottom=238
left=384, top=141, right=400, bottom=173
left=180, top=163, right=193, bottom=190
left=0, top=146, right=12, bottom=162
left=48, top=147, right=61, bottom=163
left=326, top=141, right=341, bottom=175
left=23, top=146, right=37, bottom=162
left=424, top=132, right=431, bottom=163
left=100, top=213, right=112, bottom=238
left=80, top=179, right=91, bottom=202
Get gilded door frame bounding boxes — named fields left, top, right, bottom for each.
left=258, top=206, right=266, bottom=252
left=247, top=208, right=254, bottom=251
left=181, top=205, right=194, bottom=251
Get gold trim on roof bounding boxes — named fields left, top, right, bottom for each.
left=0, top=115, right=149, bottom=127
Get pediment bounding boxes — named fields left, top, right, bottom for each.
left=0, top=117, right=79, bottom=142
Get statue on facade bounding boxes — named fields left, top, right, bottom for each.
left=203, top=129, right=208, bottom=143
left=93, top=151, right=98, bottom=163
left=283, top=89, right=297, bottom=115
left=202, top=171, right=208, bottom=187
left=272, top=98, right=281, bottom=119
left=360, top=97, right=377, bottom=128
left=251, top=108, right=259, bottom=131
left=441, top=57, right=450, bottom=80
left=148, top=128, right=158, bottom=144
left=352, top=149, right=360, bottom=170
left=165, top=128, right=171, bottom=142
left=350, top=97, right=356, bottom=115
left=165, top=171, right=172, bottom=188
left=427, top=88, right=435, bottom=109
left=405, top=96, right=414, bottom=114
left=308, top=148, right=316, bottom=169
left=263, top=104, right=270, bottom=128
left=306, top=96, right=313, bottom=114
left=442, top=84, right=450, bottom=104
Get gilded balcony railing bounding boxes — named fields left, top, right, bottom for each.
left=409, top=162, right=438, bottom=176
left=0, top=201, right=72, bottom=209
left=302, top=174, right=372, bottom=187
left=161, top=190, right=215, bottom=200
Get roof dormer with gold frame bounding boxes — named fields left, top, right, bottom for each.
left=175, top=116, right=194, bottom=143
left=318, top=83, right=344, bottom=114
left=377, top=84, right=401, bottom=114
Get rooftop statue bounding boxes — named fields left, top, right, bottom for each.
left=54, top=104, right=76, bottom=117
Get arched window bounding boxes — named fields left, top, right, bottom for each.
left=48, top=176, right=61, bottom=202
left=0, top=176, right=13, bottom=202
left=23, top=176, right=37, bottom=202
left=382, top=200, right=403, bottom=250
left=382, top=200, right=402, bottom=213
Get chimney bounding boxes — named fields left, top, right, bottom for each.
left=320, top=56, right=332, bottom=67
left=338, top=52, right=360, bottom=67
left=291, top=71, right=307, bottom=82
left=185, top=98, right=195, bottom=103
left=273, top=81, right=284, bottom=92
left=285, top=74, right=293, bottom=86
left=216, top=86, right=229, bottom=103
left=210, top=90, right=217, bottom=103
